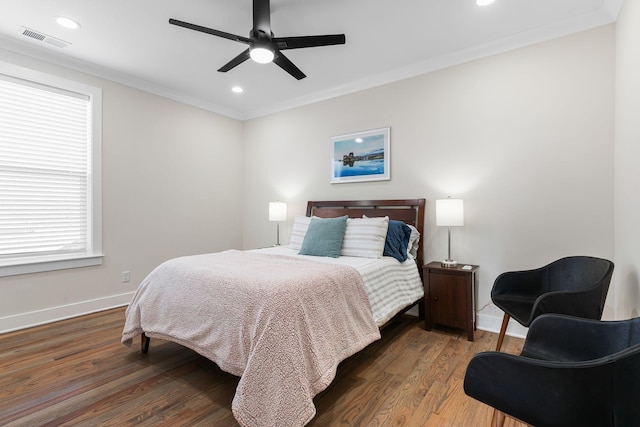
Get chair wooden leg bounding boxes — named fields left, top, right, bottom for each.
left=495, top=313, right=510, bottom=351
left=491, top=409, right=506, bottom=427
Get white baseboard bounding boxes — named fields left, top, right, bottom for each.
left=405, top=302, right=527, bottom=339
left=0, top=296, right=529, bottom=341
left=475, top=304, right=528, bottom=339
left=0, top=292, right=134, bottom=334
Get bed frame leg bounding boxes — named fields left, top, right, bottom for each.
left=141, top=333, right=150, bottom=354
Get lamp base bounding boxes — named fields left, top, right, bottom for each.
left=441, top=259, right=458, bottom=268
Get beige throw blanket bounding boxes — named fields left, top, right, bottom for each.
left=121, top=250, right=381, bottom=426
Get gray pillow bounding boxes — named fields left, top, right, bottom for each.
left=298, top=215, right=348, bottom=258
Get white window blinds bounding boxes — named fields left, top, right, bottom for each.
left=0, top=71, right=97, bottom=266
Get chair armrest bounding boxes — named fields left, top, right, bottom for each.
left=522, top=314, right=634, bottom=361
left=531, top=285, right=604, bottom=322
left=491, top=267, right=547, bottom=299
left=464, top=350, right=612, bottom=427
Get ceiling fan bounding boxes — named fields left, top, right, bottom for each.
left=169, top=0, right=346, bottom=80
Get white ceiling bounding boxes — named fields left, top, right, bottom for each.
left=0, top=0, right=623, bottom=120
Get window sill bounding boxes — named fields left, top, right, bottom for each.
left=0, top=254, right=104, bottom=277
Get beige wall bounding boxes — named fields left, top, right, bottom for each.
left=243, top=25, right=616, bottom=329
left=0, top=22, right=623, bottom=333
left=614, top=0, right=640, bottom=319
left=0, top=49, right=244, bottom=332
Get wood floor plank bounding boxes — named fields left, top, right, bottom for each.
left=0, top=307, right=529, bottom=426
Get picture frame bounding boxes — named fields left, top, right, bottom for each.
left=330, top=127, right=390, bottom=184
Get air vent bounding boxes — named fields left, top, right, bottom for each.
left=20, top=27, right=71, bottom=48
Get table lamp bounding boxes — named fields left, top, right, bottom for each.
left=436, top=197, right=464, bottom=267
left=268, top=201, right=287, bottom=246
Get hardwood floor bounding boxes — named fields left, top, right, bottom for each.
left=0, top=307, right=527, bottom=426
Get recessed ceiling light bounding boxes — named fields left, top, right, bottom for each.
left=476, top=0, right=496, bottom=5
left=56, top=16, right=81, bottom=29
left=232, top=86, right=244, bottom=94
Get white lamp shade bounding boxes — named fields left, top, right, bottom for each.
left=269, top=202, right=287, bottom=222
left=436, top=199, right=464, bottom=227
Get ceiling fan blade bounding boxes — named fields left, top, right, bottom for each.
left=217, top=49, right=251, bottom=72
left=253, top=0, right=271, bottom=36
left=172, top=0, right=342, bottom=81
left=273, top=52, right=306, bottom=80
left=274, top=34, right=346, bottom=50
left=169, top=18, right=251, bottom=44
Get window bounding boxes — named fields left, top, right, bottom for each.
left=0, top=62, right=102, bottom=277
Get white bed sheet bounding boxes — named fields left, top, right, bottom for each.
left=251, top=246, right=424, bottom=326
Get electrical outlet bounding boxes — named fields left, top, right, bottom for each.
left=122, top=271, right=130, bottom=283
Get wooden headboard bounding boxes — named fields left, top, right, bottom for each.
left=306, top=199, right=426, bottom=267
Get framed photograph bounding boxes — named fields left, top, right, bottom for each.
left=330, top=127, right=390, bottom=184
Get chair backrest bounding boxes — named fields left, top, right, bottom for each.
left=464, top=316, right=640, bottom=426
left=613, top=343, right=640, bottom=425
left=522, top=315, right=640, bottom=362
left=549, top=345, right=640, bottom=426
left=588, top=336, right=640, bottom=425
left=548, top=256, right=614, bottom=299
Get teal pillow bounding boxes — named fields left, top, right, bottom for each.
left=298, top=216, right=348, bottom=258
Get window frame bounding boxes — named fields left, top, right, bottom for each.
left=0, top=61, right=103, bottom=277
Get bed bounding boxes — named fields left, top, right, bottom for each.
left=121, top=199, right=425, bottom=427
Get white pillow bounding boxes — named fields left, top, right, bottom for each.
left=340, top=216, right=389, bottom=258
left=289, top=216, right=312, bottom=250
left=406, top=224, right=420, bottom=259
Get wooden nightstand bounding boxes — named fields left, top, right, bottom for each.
left=423, top=261, right=479, bottom=341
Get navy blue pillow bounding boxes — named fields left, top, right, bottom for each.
left=384, top=220, right=412, bottom=262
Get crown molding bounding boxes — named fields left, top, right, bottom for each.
left=1, top=2, right=620, bottom=122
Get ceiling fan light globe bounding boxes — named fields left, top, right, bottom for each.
left=250, top=46, right=275, bottom=64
